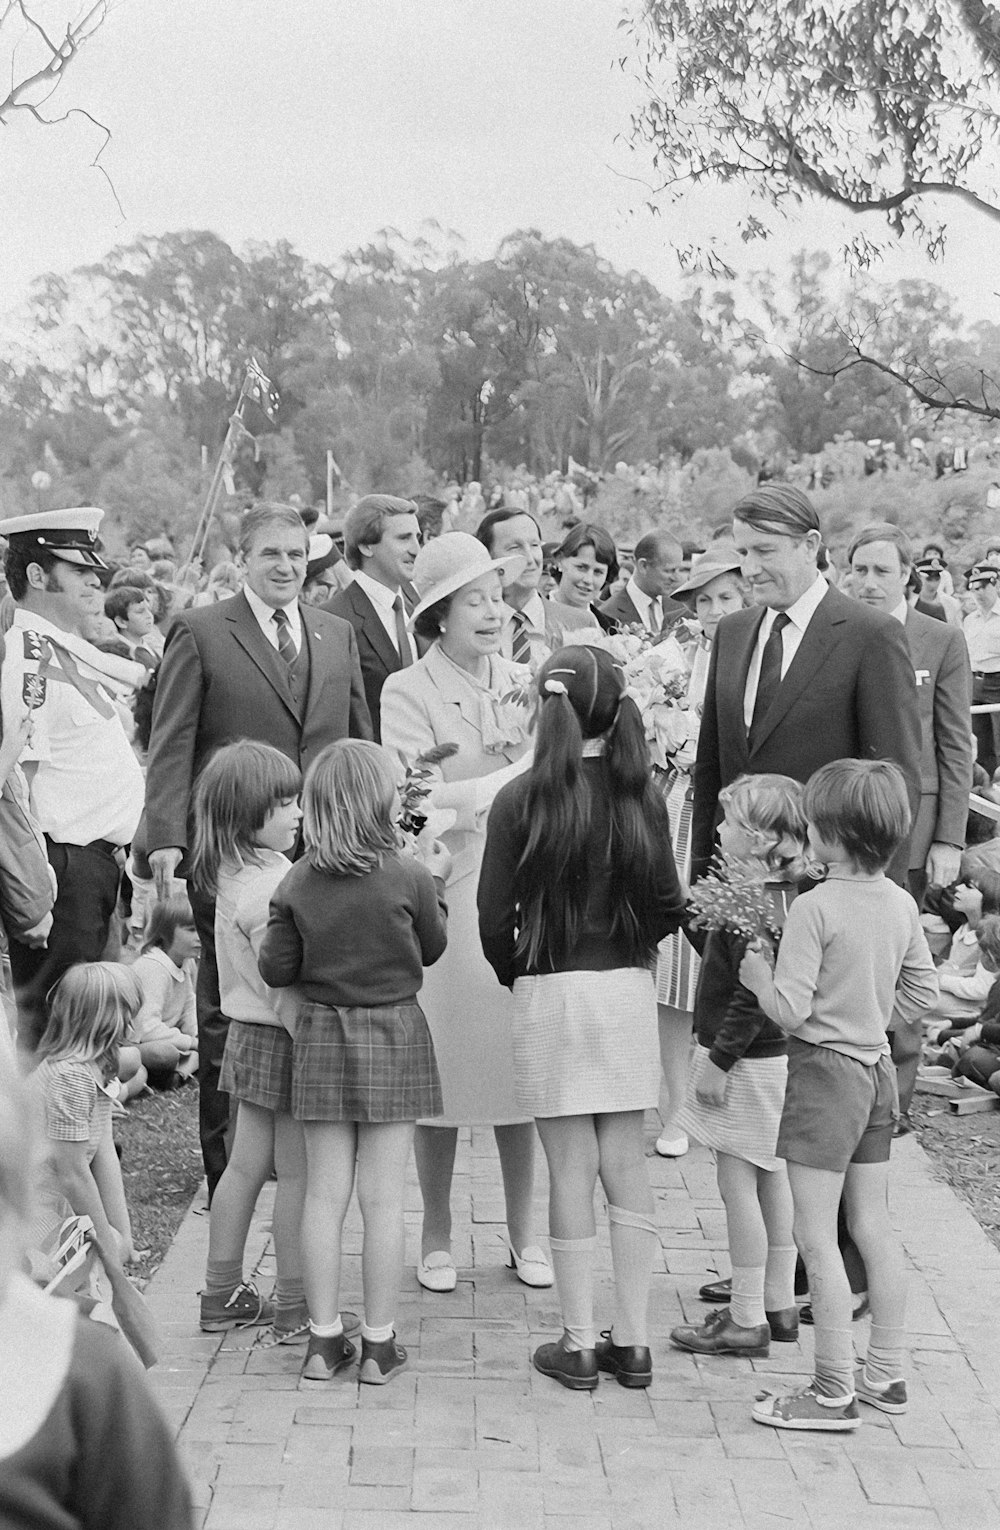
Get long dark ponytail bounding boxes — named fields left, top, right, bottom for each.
left=514, top=646, right=671, bottom=969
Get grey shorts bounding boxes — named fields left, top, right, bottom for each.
left=777, top=1037, right=898, bottom=1173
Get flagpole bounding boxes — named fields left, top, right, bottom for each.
left=180, top=360, right=277, bottom=577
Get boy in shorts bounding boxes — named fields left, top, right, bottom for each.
left=740, top=759, right=938, bottom=1431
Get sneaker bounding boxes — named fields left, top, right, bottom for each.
left=670, top=1307, right=770, bottom=1358
left=301, top=1331, right=356, bottom=1383
left=752, top=1383, right=860, bottom=1432
left=358, top=1334, right=408, bottom=1385
left=199, top=1281, right=273, bottom=1332
left=854, top=1366, right=908, bottom=1415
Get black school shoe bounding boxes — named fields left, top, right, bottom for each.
left=595, top=1330, right=653, bottom=1388
left=698, top=1276, right=732, bottom=1303
left=532, top=1334, right=599, bottom=1391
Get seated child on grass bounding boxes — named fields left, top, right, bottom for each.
left=128, top=897, right=200, bottom=1088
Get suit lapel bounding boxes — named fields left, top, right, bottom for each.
left=424, top=644, right=489, bottom=734
left=300, top=608, right=329, bottom=725
left=722, top=608, right=764, bottom=772
left=351, top=583, right=400, bottom=674
left=749, top=589, right=845, bottom=755
left=227, top=593, right=298, bottom=720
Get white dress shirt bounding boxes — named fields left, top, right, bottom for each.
left=243, top=583, right=302, bottom=656
left=742, top=575, right=829, bottom=730
left=353, top=570, right=412, bottom=661
left=626, top=576, right=661, bottom=634
left=963, top=600, right=1000, bottom=672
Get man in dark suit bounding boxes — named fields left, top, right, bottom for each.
left=145, top=503, right=372, bottom=1192
left=691, top=486, right=921, bottom=884
left=324, top=495, right=421, bottom=742
left=598, top=529, right=687, bottom=634
left=475, top=507, right=583, bottom=665
left=849, top=521, right=973, bottom=1115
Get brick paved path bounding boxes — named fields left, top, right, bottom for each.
left=146, top=1121, right=1000, bottom=1529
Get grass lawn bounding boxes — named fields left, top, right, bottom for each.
left=115, top=1084, right=203, bottom=1283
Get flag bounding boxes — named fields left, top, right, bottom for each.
left=243, top=358, right=280, bottom=422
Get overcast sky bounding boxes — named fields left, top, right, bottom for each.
left=2, top=0, right=997, bottom=330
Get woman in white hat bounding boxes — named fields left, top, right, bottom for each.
left=380, top=534, right=552, bottom=1293
left=653, top=545, right=745, bottom=1159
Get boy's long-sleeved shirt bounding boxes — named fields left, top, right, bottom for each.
left=215, top=851, right=296, bottom=1029
left=762, top=872, right=939, bottom=1063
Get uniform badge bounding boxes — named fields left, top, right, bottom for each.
left=23, top=673, right=47, bottom=708
left=23, top=630, right=48, bottom=661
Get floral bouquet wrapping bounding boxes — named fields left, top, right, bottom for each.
left=559, top=627, right=690, bottom=769
left=687, top=853, right=784, bottom=956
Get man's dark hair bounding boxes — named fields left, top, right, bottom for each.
left=105, top=586, right=149, bottom=626
left=476, top=507, right=540, bottom=555
left=3, top=543, right=57, bottom=601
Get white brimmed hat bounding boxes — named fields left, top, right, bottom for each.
left=671, top=544, right=743, bottom=601
left=0, top=506, right=107, bottom=568
left=410, top=532, right=526, bottom=624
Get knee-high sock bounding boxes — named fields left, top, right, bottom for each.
left=763, top=1244, right=798, bottom=1313
left=607, top=1204, right=658, bottom=1348
left=548, top=1234, right=596, bottom=1351
left=864, top=1322, right=906, bottom=1386
left=729, top=1265, right=766, bottom=1328
left=813, top=1325, right=856, bottom=1400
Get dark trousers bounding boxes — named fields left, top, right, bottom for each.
left=890, top=1019, right=922, bottom=1116
left=8, top=839, right=121, bottom=1052
left=972, top=673, right=1000, bottom=778
left=189, top=879, right=230, bottom=1201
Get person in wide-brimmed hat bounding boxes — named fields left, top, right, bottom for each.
left=652, top=544, right=747, bottom=1160
left=380, top=533, right=553, bottom=1296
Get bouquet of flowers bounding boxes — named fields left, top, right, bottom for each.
left=396, top=743, right=459, bottom=837
left=559, top=627, right=690, bottom=769
left=687, top=854, right=784, bottom=953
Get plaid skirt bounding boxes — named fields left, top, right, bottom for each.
left=292, top=1000, right=442, bottom=1123
left=220, top=1019, right=293, bottom=1112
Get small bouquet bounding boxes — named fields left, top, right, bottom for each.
left=396, top=743, right=459, bottom=837
left=688, top=854, right=784, bottom=953
left=559, top=626, right=690, bottom=769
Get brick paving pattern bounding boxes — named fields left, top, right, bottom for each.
left=146, top=1122, right=1000, bottom=1529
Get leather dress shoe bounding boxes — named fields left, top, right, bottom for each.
left=698, top=1276, right=732, bottom=1303
left=532, top=1334, right=599, bottom=1391
left=595, top=1329, right=652, bottom=1388
left=766, top=1306, right=799, bottom=1343
left=670, top=1307, right=770, bottom=1358
left=799, top=1294, right=869, bottom=1326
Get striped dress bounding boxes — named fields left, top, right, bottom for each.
left=656, top=641, right=711, bottom=1010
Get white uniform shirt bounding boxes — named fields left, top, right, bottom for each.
left=1, top=609, right=145, bottom=846
left=742, top=575, right=829, bottom=731
left=963, top=601, right=1000, bottom=672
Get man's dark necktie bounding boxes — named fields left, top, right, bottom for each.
left=393, top=595, right=413, bottom=668
left=272, top=607, right=297, bottom=667
left=511, top=609, right=531, bottom=665
left=749, top=611, right=790, bottom=744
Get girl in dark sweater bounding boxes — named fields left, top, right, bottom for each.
left=478, top=645, right=685, bottom=1392
left=670, top=774, right=806, bottom=1360
left=259, top=740, right=450, bottom=1387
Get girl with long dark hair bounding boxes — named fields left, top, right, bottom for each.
left=478, top=645, right=685, bottom=1391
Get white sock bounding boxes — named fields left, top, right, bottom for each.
left=729, top=1264, right=766, bottom=1328
left=763, top=1244, right=798, bottom=1313
left=309, top=1317, right=344, bottom=1339
left=361, top=1321, right=394, bottom=1343
left=549, top=1233, right=596, bottom=1350
left=607, top=1204, right=658, bottom=1347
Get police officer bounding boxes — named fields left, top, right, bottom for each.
left=0, top=508, right=147, bottom=1048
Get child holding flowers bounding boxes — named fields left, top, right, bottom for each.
left=670, top=774, right=806, bottom=1361
left=740, top=759, right=938, bottom=1432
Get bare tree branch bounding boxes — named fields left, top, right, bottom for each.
left=0, top=0, right=108, bottom=122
